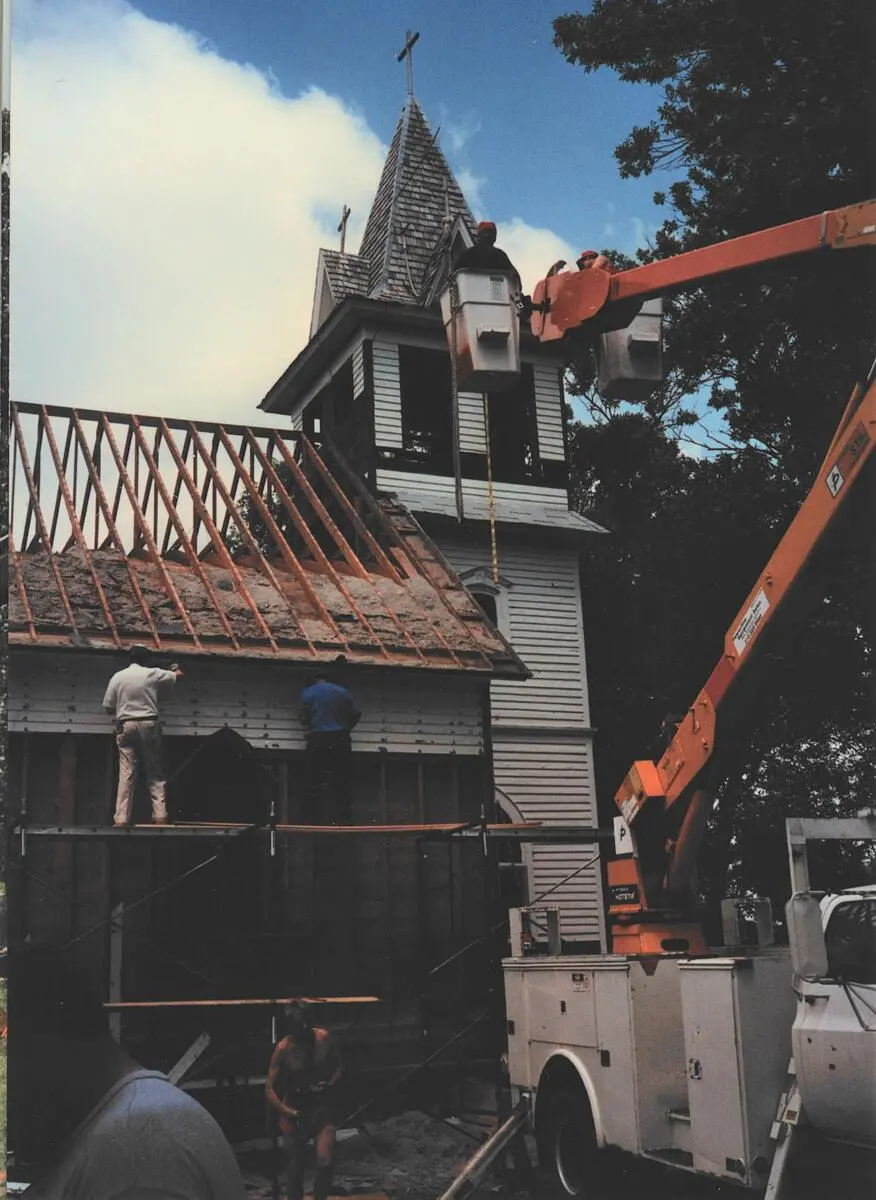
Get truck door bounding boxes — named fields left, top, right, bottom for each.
left=793, top=895, right=876, bottom=1149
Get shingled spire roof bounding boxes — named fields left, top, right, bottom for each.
left=307, top=98, right=478, bottom=335
left=358, top=97, right=476, bottom=303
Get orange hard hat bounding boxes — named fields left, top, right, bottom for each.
left=477, top=221, right=497, bottom=242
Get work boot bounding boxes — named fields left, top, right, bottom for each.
left=312, top=1165, right=333, bottom=1200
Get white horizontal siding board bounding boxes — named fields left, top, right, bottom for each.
left=492, top=735, right=596, bottom=821
left=458, top=391, right=487, bottom=454
left=438, top=530, right=602, bottom=941
left=445, top=536, right=592, bottom=728
left=532, top=363, right=566, bottom=461
left=8, top=653, right=484, bottom=755
left=372, top=339, right=403, bottom=449
left=352, top=342, right=366, bottom=399
left=527, top=845, right=604, bottom=940
left=290, top=411, right=304, bottom=432
left=377, top=470, right=569, bottom=510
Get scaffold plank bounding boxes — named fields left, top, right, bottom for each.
left=104, top=995, right=382, bottom=1009
left=17, top=821, right=608, bottom=841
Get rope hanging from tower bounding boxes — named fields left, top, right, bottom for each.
left=448, top=274, right=465, bottom=524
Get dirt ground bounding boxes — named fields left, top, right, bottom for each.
left=241, top=1111, right=484, bottom=1200
left=238, top=1109, right=735, bottom=1200
left=239, top=1109, right=876, bottom=1200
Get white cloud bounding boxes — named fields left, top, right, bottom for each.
left=495, top=218, right=576, bottom=292
left=11, top=0, right=385, bottom=422
left=434, top=104, right=481, bottom=154
left=11, top=2, right=580, bottom=426
left=456, top=168, right=486, bottom=219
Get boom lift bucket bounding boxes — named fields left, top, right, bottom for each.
left=596, top=297, right=664, bottom=402
left=440, top=270, right=521, bottom=392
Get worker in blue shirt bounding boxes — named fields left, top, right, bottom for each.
left=299, top=670, right=361, bottom=823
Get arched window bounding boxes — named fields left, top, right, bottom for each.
left=471, top=587, right=498, bottom=627
left=459, top=567, right=511, bottom=633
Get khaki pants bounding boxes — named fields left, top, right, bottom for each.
left=114, top=719, right=168, bottom=824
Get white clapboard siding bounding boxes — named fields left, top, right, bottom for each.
left=441, top=533, right=602, bottom=943
left=290, top=410, right=304, bottom=432
left=528, top=844, right=604, bottom=941
left=494, top=732, right=601, bottom=942
left=352, top=342, right=366, bottom=399
left=372, top=339, right=403, bottom=449
left=458, top=391, right=487, bottom=454
left=532, top=363, right=565, bottom=461
left=492, top=734, right=596, bottom=821
left=444, top=536, right=591, bottom=728
left=8, top=652, right=484, bottom=755
left=377, top=470, right=569, bottom=511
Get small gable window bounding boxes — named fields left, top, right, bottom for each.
left=460, top=567, right=511, bottom=633
left=398, top=345, right=454, bottom=473
left=471, top=588, right=498, bottom=627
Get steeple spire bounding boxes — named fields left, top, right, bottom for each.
left=358, top=97, right=475, bottom=303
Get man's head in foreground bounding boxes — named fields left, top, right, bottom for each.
left=6, top=942, right=134, bottom=1162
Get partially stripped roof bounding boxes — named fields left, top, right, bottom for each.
left=8, top=403, right=528, bottom=677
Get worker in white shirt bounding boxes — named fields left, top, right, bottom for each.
left=102, top=644, right=182, bottom=826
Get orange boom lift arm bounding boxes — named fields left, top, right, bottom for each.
left=531, top=199, right=876, bottom=341
left=527, top=198, right=876, bottom=954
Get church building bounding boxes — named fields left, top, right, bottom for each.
left=261, top=92, right=607, bottom=948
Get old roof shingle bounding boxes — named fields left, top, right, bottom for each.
left=319, top=249, right=371, bottom=306
left=360, top=98, right=476, bottom=303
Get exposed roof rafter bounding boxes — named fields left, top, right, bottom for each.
left=8, top=403, right=528, bottom=678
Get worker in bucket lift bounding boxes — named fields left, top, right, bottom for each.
left=453, top=220, right=522, bottom=295
left=577, top=247, right=613, bottom=272
left=266, top=1001, right=344, bottom=1200
left=299, top=666, right=361, bottom=823
left=103, top=644, right=182, bottom=826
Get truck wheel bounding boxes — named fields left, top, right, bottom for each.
left=541, top=1085, right=600, bottom=1196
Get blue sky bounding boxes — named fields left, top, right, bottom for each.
left=131, top=0, right=668, bottom=255
left=13, top=0, right=686, bottom=430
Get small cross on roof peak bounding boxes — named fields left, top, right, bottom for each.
left=396, top=30, right=420, bottom=97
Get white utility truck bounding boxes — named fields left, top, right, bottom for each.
left=504, top=815, right=876, bottom=1196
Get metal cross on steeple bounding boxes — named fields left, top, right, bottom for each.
left=396, top=30, right=420, bottom=97
left=337, top=204, right=351, bottom=254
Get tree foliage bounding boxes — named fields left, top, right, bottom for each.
left=554, top=1, right=875, bottom=909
